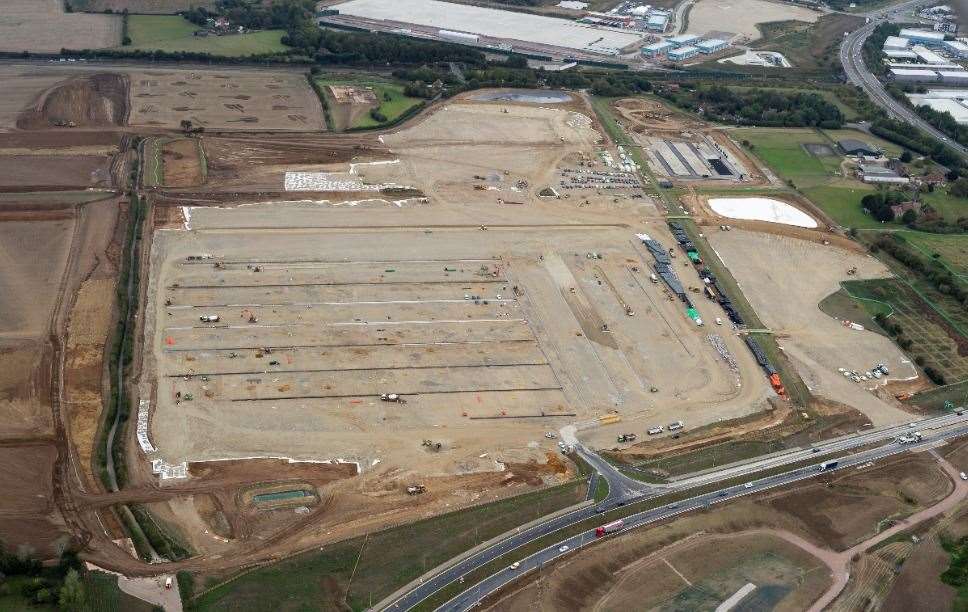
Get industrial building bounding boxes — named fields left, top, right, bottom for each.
left=697, top=38, right=728, bottom=54
left=642, top=41, right=674, bottom=57
left=908, top=89, right=968, bottom=124
left=858, top=165, right=909, bottom=184
left=890, top=67, right=940, bottom=82
left=838, top=139, right=882, bottom=157
left=912, top=44, right=948, bottom=64
left=885, top=49, right=918, bottom=61
left=883, top=35, right=910, bottom=51
left=668, top=34, right=700, bottom=47
left=938, top=70, right=968, bottom=85
left=646, top=13, right=669, bottom=31
left=944, top=39, right=968, bottom=58
left=328, top=0, right=644, bottom=56
left=439, top=29, right=479, bottom=44
left=668, top=45, right=699, bottom=62
left=899, top=28, right=946, bottom=46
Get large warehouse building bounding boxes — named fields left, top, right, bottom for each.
left=329, top=0, right=644, bottom=56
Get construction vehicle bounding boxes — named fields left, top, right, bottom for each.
left=769, top=373, right=786, bottom=397
left=406, top=484, right=426, bottom=495
left=595, top=519, right=624, bottom=537
left=847, top=266, right=857, bottom=275
left=422, top=440, right=442, bottom=451
left=199, top=314, right=220, bottom=323
left=625, top=305, right=634, bottom=316
left=380, top=393, right=405, bottom=403
left=617, top=433, right=637, bottom=443
left=895, top=392, right=912, bottom=401
left=647, top=426, right=663, bottom=435
left=650, top=273, right=659, bottom=284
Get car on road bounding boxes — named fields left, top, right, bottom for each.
left=718, top=490, right=729, bottom=497
left=811, top=447, right=821, bottom=453
left=558, top=545, right=569, bottom=552
left=744, top=482, right=754, bottom=489
left=509, top=562, right=520, bottom=570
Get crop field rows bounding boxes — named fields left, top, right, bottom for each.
left=845, top=279, right=968, bottom=384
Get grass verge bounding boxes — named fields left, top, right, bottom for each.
left=127, top=16, right=288, bottom=56
left=190, top=481, right=587, bottom=611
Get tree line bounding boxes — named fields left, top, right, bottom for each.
left=656, top=85, right=844, bottom=128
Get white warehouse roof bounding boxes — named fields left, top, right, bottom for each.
left=899, top=28, right=946, bottom=42
left=912, top=45, right=948, bottom=64
left=885, top=50, right=918, bottom=59
left=916, top=98, right=968, bottom=123
left=883, top=36, right=910, bottom=49
left=697, top=38, right=727, bottom=49
left=333, top=0, right=644, bottom=54
left=668, top=34, right=700, bottom=45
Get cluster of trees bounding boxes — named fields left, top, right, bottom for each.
left=915, top=104, right=968, bottom=150
left=182, top=0, right=316, bottom=30
left=860, top=190, right=909, bottom=223
left=656, top=85, right=844, bottom=128
left=312, top=28, right=485, bottom=66
left=941, top=536, right=968, bottom=594
left=872, top=235, right=968, bottom=308
left=862, top=23, right=900, bottom=76
left=391, top=63, right=653, bottom=101
left=870, top=117, right=964, bottom=170
left=0, top=542, right=88, bottom=610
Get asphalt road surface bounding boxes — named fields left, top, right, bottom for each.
left=840, top=0, right=968, bottom=158
left=437, top=421, right=968, bottom=612
left=380, top=411, right=968, bottom=611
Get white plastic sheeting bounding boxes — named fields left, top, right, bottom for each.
left=708, top=197, right=817, bottom=228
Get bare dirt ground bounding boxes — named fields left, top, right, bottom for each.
left=487, top=452, right=963, bottom=612
left=326, top=85, right=378, bottom=131
left=483, top=504, right=833, bottom=611
left=191, top=133, right=391, bottom=193
left=17, top=73, right=129, bottom=130
left=765, top=453, right=952, bottom=551
left=0, top=67, right=84, bottom=131
left=0, top=155, right=113, bottom=189
left=157, top=138, right=205, bottom=188
left=685, top=0, right=820, bottom=42
left=708, top=230, right=916, bottom=426
left=128, top=69, right=325, bottom=131
left=0, top=0, right=121, bottom=53
left=142, top=97, right=774, bottom=478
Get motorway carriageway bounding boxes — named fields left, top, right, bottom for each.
left=435, top=420, right=968, bottom=611
left=380, top=411, right=968, bottom=610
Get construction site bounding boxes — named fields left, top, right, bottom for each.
left=0, top=55, right=955, bottom=611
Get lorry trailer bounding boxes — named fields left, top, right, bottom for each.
left=595, top=519, right=624, bottom=537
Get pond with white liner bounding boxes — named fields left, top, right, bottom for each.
left=708, top=197, right=817, bottom=228
left=471, top=90, right=573, bottom=104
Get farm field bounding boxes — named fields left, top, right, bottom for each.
left=128, top=68, right=325, bottom=131
left=315, top=76, right=424, bottom=131
left=736, top=127, right=887, bottom=229
left=897, top=231, right=968, bottom=278
left=127, top=16, right=289, bottom=56
left=843, top=278, right=968, bottom=387
left=74, top=0, right=214, bottom=12
left=0, top=0, right=120, bottom=53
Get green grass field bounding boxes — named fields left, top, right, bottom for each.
left=822, top=128, right=903, bottom=157
left=127, top=16, right=289, bottom=56
left=192, top=481, right=586, bottom=611
left=898, top=231, right=968, bottom=278
left=736, top=127, right=889, bottom=228
left=352, top=84, right=424, bottom=129
left=314, top=76, right=424, bottom=130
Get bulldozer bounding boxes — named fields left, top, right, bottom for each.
left=406, top=484, right=426, bottom=495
